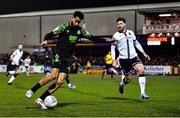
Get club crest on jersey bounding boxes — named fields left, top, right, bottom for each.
left=77, top=30, right=81, bottom=35
left=54, top=54, right=59, bottom=62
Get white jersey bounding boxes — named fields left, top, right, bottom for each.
left=111, top=30, right=144, bottom=59
left=11, top=49, right=23, bottom=65
left=24, top=58, right=31, bottom=67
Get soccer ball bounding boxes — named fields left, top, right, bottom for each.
left=44, top=95, right=57, bottom=108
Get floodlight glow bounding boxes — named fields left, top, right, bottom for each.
left=159, top=14, right=172, bottom=17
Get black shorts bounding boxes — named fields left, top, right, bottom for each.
left=59, top=56, right=71, bottom=74
left=119, top=56, right=142, bottom=74
left=8, top=65, right=19, bottom=71
left=51, top=52, right=71, bottom=74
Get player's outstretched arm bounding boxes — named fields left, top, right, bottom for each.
left=41, top=32, right=59, bottom=46
left=80, top=28, right=114, bottom=43
left=88, top=36, right=115, bottom=43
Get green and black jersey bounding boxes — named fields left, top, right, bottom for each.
left=45, top=22, right=105, bottom=58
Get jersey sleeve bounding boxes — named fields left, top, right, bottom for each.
left=128, top=30, right=144, bottom=53
left=12, top=50, right=17, bottom=57
left=52, top=23, right=69, bottom=35
left=44, top=23, right=69, bottom=41
left=131, top=31, right=136, bottom=41
left=112, top=33, right=117, bottom=39
left=112, top=32, right=119, bottom=42
left=80, top=28, right=92, bottom=38
left=134, top=40, right=144, bottom=53
left=79, top=28, right=106, bottom=43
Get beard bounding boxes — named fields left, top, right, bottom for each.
left=118, top=27, right=125, bottom=33
left=70, top=21, right=78, bottom=29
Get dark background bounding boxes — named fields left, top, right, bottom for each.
left=0, top=0, right=179, bottom=15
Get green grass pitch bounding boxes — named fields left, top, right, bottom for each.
left=0, top=73, right=180, bottom=117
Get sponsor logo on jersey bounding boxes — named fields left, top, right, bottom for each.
left=69, top=35, right=78, bottom=43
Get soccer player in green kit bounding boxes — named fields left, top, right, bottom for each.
left=26, top=11, right=109, bottom=109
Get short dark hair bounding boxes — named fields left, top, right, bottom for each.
left=116, top=17, right=126, bottom=23
left=73, top=11, right=84, bottom=20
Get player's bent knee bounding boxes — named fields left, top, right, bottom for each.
left=56, top=79, right=65, bottom=86
left=52, top=74, right=58, bottom=79
left=138, top=70, right=144, bottom=75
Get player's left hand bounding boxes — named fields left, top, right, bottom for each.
left=143, top=53, right=150, bottom=61
left=41, top=40, right=48, bottom=46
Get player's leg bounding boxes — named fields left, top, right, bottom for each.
left=66, top=73, right=70, bottom=84
left=35, top=57, right=70, bottom=109
left=66, top=73, right=76, bottom=89
left=6, top=60, right=11, bottom=77
left=102, top=64, right=108, bottom=80
left=40, top=72, right=66, bottom=100
left=101, top=68, right=106, bottom=80
left=119, top=59, right=132, bottom=94
left=25, top=68, right=59, bottom=98
left=119, top=72, right=133, bottom=93
left=133, top=63, right=149, bottom=99
left=7, top=65, right=19, bottom=85
left=66, top=66, right=76, bottom=88
left=111, top=67, right=118, bottom=75
left=109, top=68, right=114, bottom=80
left=8, top=72, right=17, bottom=85
left=110, top=67, right=117, bottom=80
left=25, top=66, right=30, bottom=76
left=35, top=72, right=66, bottom=109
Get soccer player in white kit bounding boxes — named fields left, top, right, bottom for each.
left=111, top=17, right=151, bottom=99
left=7, top=44, right=23, bottom=85
left=23, top=55, right=31, bottom=76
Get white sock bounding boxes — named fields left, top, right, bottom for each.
left=68, top=83, right=72, bottom=87
left=26, top=72, right=29, bottom=75
left=139, top=76, right=146, bottom=94
left=120, top=74, right=125, bottom=86
left=8, top=76, right=16, bottom=84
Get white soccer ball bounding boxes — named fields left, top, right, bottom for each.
left=44, top=95, right=57, bottom=108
